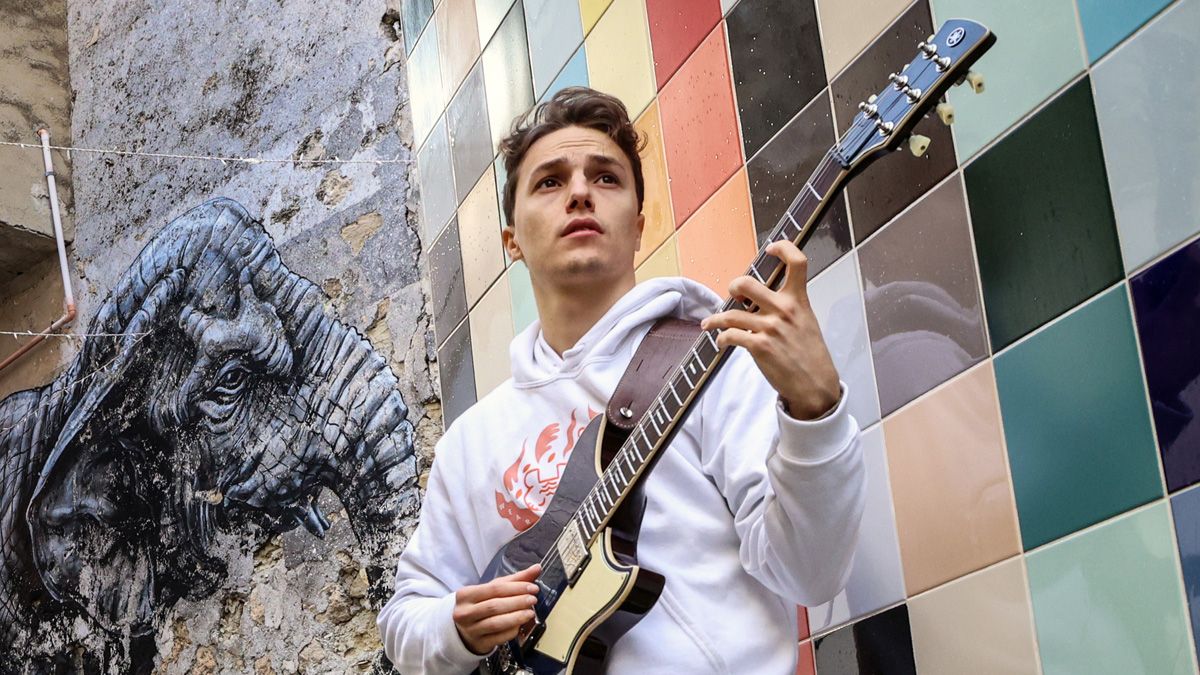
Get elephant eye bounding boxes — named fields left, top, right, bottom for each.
left=210, top=366, right=251, bottom=399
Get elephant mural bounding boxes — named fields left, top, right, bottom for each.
left=0, top=198, right=420, bottom=669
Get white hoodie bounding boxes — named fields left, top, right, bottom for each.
left=377, top=277, right=866, bottom=674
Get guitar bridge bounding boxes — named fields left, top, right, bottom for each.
left=556, top=520, right=590, bottom=585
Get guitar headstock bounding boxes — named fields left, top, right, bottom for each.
left=835, top=19, right=996, bottom=171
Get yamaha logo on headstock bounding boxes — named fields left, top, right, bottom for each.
left=947, top=27, right=966, bottom=47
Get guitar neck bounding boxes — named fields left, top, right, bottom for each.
left=570, top=147, right=851, bottom=544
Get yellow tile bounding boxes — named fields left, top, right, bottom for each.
left=469, top=273, right=515, bottom=398
left=580, top=0, right=613, bottom=34
left=584, top=0, right=656, bottom=120
left=815, top=0, right=911, bottom=79
left=634, top=100, right=675, bottom=267
left=458, top=165, right=506, bottom=306
left=635, top=234, right=680, bottom=283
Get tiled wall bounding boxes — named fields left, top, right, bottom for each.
left=403, top=0, right=1200, bottom=671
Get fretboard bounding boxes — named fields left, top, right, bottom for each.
left=569, top=147, right=850, bottom=545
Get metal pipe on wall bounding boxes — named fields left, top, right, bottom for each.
left=0, top=128, right=77, bottom=374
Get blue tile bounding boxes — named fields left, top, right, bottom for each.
left=538, top=46, right=589, bottom=103
left=1172, top=487, right=1200, bottom=660
left=524, top=0, right=584, bottom=98
left=1077, top=0, right=1174, bottom=62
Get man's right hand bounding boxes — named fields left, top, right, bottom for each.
left=453, top=564, right=542, bottom=656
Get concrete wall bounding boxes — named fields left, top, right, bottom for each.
left=0, top=0, right=435, bottom=671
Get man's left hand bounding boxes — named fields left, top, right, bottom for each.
left=699, top=240, right=841, bottom=421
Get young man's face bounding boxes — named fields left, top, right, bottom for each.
left=504, top=125, right=644, bottom=292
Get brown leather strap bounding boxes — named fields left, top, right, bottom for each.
left=606, top=317, right=702, bottom=435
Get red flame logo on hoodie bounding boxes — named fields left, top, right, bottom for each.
left=495, top=407, right=599, bottom=531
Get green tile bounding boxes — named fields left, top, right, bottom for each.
left=1027, top=503, right=1195, bottom=675
left=508, top=261, right=539, bottom=333
left=965, top=77, right=1124, bottom=350
left=930, top=0, right=1086, bottom=160
left=995, top=285, right=1161, bottom=550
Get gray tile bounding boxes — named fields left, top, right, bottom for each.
left=429, top=217, right=467, bottom=346
left=416, top=115, right=457, bottom=245
left=482, top=0, right=535, bottom=150
left=407, top=20, right=445, bottom=146
left=524, top=0, right=584, bottom=99
left=447, top=61, right=494, bottom=204
left=438, top=317, right=477, bottom=428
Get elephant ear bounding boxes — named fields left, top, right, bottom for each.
left=25, top=269, right=186, bottom=634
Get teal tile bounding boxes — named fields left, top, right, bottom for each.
left=508, top=261, right=539, bottom=333
left=965, top=77, right=1124, bottom=350
left=1093, top=0, right=1200, bottom=272
left=929, top=0, right=1086, bottom=160
left=995, top=285, right=1162, bottom=550
left=1077, top=0, right=1174, bottom=62
left=1027, top=503, right=1195, bottom=675
left=538, top=45, right=589, bottom=104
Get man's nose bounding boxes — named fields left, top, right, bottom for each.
left=566, top=174, right=593, bottom=211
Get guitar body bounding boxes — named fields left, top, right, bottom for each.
left=477, top=415, right=664, bottom=675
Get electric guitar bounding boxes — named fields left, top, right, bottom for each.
left=476, top=19, right=997, bottom=674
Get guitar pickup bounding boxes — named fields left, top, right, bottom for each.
left=557, top=521, right=591, bottom=585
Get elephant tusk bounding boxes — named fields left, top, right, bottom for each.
left=194, top=489, right=224, bottom=505
left=302, top=502, right=327, bottom=539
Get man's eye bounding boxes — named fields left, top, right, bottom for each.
left=537, top=177, right=559, bottom=189
left=598, top=174, right=618, bottom=184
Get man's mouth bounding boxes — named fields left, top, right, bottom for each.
left=562, top=218, right=603, bottom=238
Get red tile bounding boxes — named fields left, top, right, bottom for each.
left=646, top=0, right=723, bottom=89
left=797, top=606, right=810, bottom=641
left=796, top=640, right=815, bottom=675
left=659, top=24, right=742, bottom=227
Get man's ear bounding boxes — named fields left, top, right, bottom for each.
left=502, top=225, right=523, bottom=262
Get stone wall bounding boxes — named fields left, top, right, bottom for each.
left=0, top=0, right=435, bottom=672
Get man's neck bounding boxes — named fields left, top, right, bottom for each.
left=535, top=274, right=637, bottom=356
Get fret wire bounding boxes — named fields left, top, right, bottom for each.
left=648, top=412, right=662, bottom=436
left=704, top=330, right=718, bottom=350
left=681, top=366, right=694, bottom=389
left=804, top=181, right=821, bottom=200
left=668, top=380, right=683, bottom=406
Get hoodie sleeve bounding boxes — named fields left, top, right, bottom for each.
left=376, top=432, right=485, bottom=674
left=696, top=347, right=867, bottom=607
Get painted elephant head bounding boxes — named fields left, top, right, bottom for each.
left=21, top=198, right=418, bottom=635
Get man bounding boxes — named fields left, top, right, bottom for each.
left=377, top=87, right=866, bottom=673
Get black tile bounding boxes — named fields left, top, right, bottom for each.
left=829, top=0, right=957, bottom=244
left=813, top=604, right=917, bottom=675
left=447, top=61, right=494, bottom=204
left=746, top=89, right=851, bottom=280
left=438, top=319, right=477, bottom=428
left=965, top=77, right=1124, bottom=351
left=727, top=0, right=827, bottom=158
left=429, top=217, right=468, bottom=346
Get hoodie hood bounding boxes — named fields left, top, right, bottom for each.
left=510, top=276, right=723, bottom=388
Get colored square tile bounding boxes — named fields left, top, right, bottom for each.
left=429, top=217, right=468, bottom=347
left=995, top=285, right=1162, bottom=550
left=929, top=0, right=1086, bottom=160
left=658, top=25, right=743, bottom=226
left=1093, top=0, right=1200, bottom=272
left=524, top=0, right=584, bottom=99
left=1130, top=236, right=1200, bottom=492
left=645, top=0, right=722, bottom=89
left=407, top=20, right=445, bottom=146
left=458, top=165, right=506, bottom=307
left=858, top=175, right=988, bottom=415
left=726, top=0, right=827, bottom=158
left=965, top=77, right=1125, bottom=351
left=416, top=115, right=457, bottom=245
left=677, top=169, right=758, bottom=297
left=1171, top=486, right=1200, bottom=657
left=1027, top=503, right=1196, bottom=675
left=797, top=639, right=815, bottom=675
left=806, top=252, right=881, bottom=429
left=401, top=0, right=433, bottom=55
left=746, top=90, right=852, bottom=281
left=633, top=100, right=675, bottom=267
left=829, top=0, right=957, bottom=244
left=585, top=0, right=656, bottom=119
left=798, top=606, right=810, bottom=641
left=814, top=0, right=911, bottom=79
left=538, top=45, right=589, bottom=103
left=579, top=0, right=612, bottom=34
left=446, top=61, right=493, bottom=205
left=807, top=427, right=903, bottom=632
left=884, top=363, right=1021, bottom=595
left=438, top=318, right=477, bottom=428
left=434, top=0, right=481, bottom=100
left=634, top=234, right=680, bottom=282
left=507, top=261, right=539, bottom=334
left=470, top=274, right=516, bottom=397
left=476, top=0, right=517, bottom=48
left=482, top=1, right=535, bottom=151
left=813, top=604, right=917, bottom=675
left=1077, top=0, right=1174, bottom=62
left=908, top=557, right=1039, bottom=675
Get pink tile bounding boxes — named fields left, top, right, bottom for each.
left=796, top=640, right=815, bottom=675
left=645, top=0, right=723, bottom=88
left=659, top=24, right=742, bottom=227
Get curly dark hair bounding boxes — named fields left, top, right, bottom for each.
left=498, top=86, right=646, bottom=228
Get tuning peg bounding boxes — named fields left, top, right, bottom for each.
left=936, top=102, right=955, bottom=125
left=908, top=134, right=931, bottom=157
left=965, top=70, right=985, bottom=93
left=867, top=94, right=878, bottom=104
